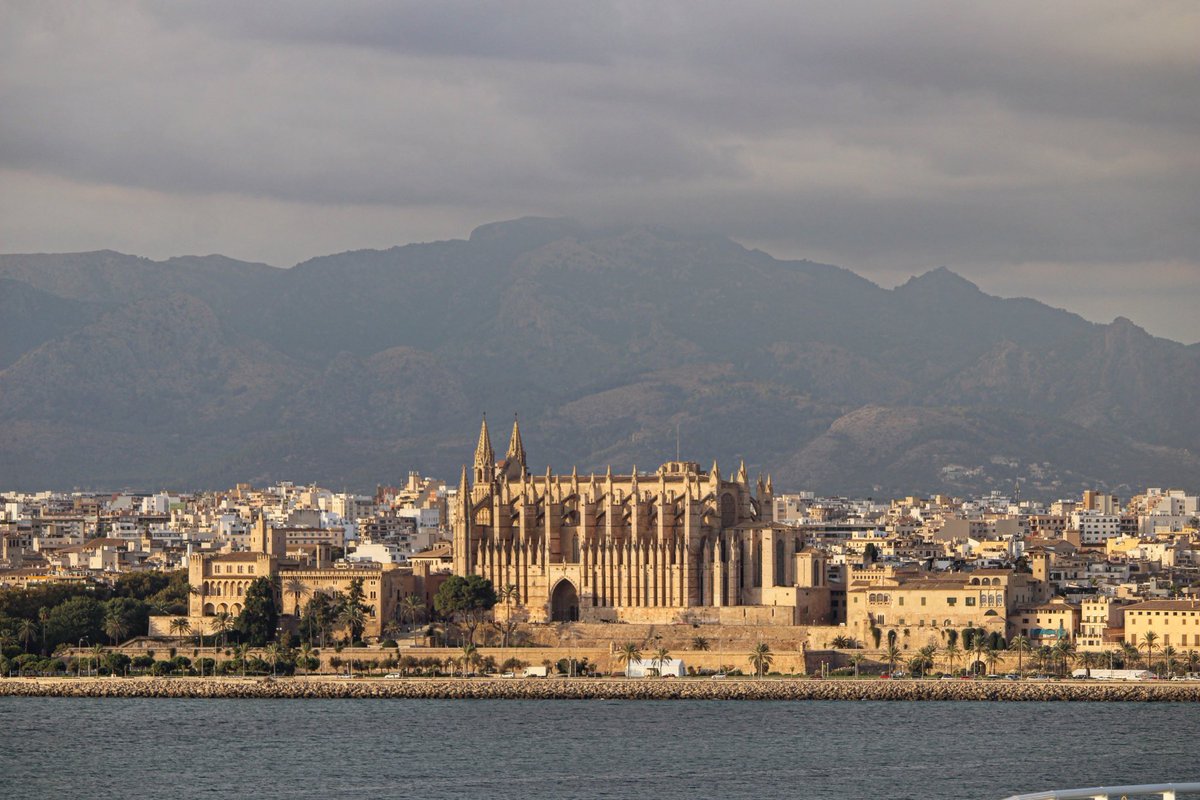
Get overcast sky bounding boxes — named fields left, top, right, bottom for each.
left=2, top=1, right=1198, bottom=341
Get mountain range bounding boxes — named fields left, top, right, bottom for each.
left=2, top=217, right=1198, bottom=498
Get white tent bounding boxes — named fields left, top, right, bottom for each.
left=625, top=657, right=686, bottom=678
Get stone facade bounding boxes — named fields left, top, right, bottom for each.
left=452, top=417, right=830, bottom=625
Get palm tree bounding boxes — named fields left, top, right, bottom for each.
left=749, top=643, right=773, bottom=678
left=169, top=617, right=191, bottom=646
left=235, top=643, right=252, bottom=678
left=1161, top=645, right=1178, bottom=677
left=211, top=612, right=234, bottom=648
left=831, top=635, right=851, bottom=649
left=103, top=611, right=129, bottom=646
left=1139, top=631, right=1159, bottom=671
left=1187, top=649, right=1200, bottom=675
left=90, top=644, right=106, bottom=676
left=942, top=642, right=961, bottom=675
left=848, top=652, right=866, bottom=678
left=297, top=642, right=317, bottom=675
left=691, top=636, right=711, bottom=652
left=971, top=634, right=988, bottom=676
left=615, top=642, right=643, bottom=676
left=652, top=647, right=672, bottom=677
left=985, top=647, right=1002, bottom=676
left=1009, top=635, right=1032, bottom=673
left=38, top=607, right=50, bottom=655
left=16, top=618, right=38, bottom=653
left=400, top=595, right=425, bottom=630
left=884, top=643, right=901, bottom=675
left=283, top=577, right=308, bottom=617
left=263, top=642, right=284, bottom=677
left=1052, top=639, right=1075, bottom=677
left=917, top=644, right=937, bottom=678
left=337, top=603, right=366, bottom=645
left=1120, top=641, right=1140, bottom=669
left=459, top=643, right=478, bottom=677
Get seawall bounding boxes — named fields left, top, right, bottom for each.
left=2, top=677, right=1199, bottom=701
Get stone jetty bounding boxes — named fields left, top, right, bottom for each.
left=2, top=677, right=1199, bottom=701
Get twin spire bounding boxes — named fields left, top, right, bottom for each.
left=472, top=413, right=525, bottom=480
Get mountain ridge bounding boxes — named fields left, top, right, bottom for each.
left=2, top=218, right=1197, bottom=497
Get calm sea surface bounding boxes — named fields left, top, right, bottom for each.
left=1, top=698, right=1196, bottom=799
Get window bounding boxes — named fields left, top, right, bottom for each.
left=898, top=597, right=905, bottom=606
left=966, top=597, right=976, bottom=606
left=920, top=597, right=927, bottom=606
left=947, top=597, right=957, bottom=607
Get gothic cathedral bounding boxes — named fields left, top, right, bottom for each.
left=451, top=417, right=831, bottom=625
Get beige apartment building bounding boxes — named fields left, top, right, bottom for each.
left=846, top=568, right=1048, bottom=645
left=1123, top=599, right=1200, bottom=650
left=187, top=516, right=439, bottom=639
left=1008, top=597, right=1078, bottom=644
left=1076, top=596, right=1132, bottom=652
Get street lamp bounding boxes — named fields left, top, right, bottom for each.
left=77, top=638, right=88, bottom=677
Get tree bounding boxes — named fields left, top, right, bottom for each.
left=1009, top=635, right=1032, bottom=673
left=399, top=595, right=425, bottom=629
left=848, top=652, right=866, bottom=678
left=89, top=644, right=106, bottom=675
left=691, top=636, right=711, bottom=652
left=234, top=577, right=279, bottom=646
left=1052, top=639, right=1075, bottom=677
left=749, top=643, right=773, bottom=678
left=1139, top=632, right=1159, bottom=671
left=831, top=635, right=851, bottom=649
left=337, top=603, right=367, bottom=645
left=433, top=575, right=498, bottom=645
left=971, top=633, right=988, bottom=675
left=863, top=543, right=879, bottom=564
left=16, top=618, right=38, bottom=653
left=917, top=645, right=938, bottom=677
left=652, top=647, right=672, bottom=677
left=297, top=642, right=317, bottom=675
left=103, top=610, right=129, bottom=645
left=44, top=596, right=104, bottom=651
left=210, top=611, right=234, bottom=648
left=615, top=642, right=643, bottom=675
left=263, top=642, right=285, bottom=677
left=38, top=607, right=50, bottom=655
left=459, top=643, right=479, bottom=677
left=283, top=577, right=308, bottom=617
left=1162, top=645, right=1178, bottom=677
left=169, top=617, right=191, bottom=645
left=985, top=647, right=1001, bottom=676
left=943, top=642, right=961, bottom=674
left=884, top=643, right=901, bottom=675
left=232, top=643, right=251, bottom=677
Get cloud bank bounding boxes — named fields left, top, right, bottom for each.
left=2, top=1, right=1197, bottom=340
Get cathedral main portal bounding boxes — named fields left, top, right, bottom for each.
left=550, top=580, right=580, bottom=622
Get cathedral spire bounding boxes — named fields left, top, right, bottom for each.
left=737, top=459, right=748, bottom=484
left=473, top=415, right=495, bottom=484
left=506, top=414, right=526, bottom=468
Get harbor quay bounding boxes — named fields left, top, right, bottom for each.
left=3, top=675, right=1200, bottom=701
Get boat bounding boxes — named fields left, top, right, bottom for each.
left=1002, top=783, right=1200, bottom=800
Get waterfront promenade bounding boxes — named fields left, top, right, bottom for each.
left=3, top=676, right=1199, bottom=701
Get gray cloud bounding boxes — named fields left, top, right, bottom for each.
left=1, top=1, right=1198, bottom=340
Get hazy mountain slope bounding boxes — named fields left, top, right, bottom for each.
left=1, top=218, right=1197, bottom=496
left=0, top=278, right=101, bottom=369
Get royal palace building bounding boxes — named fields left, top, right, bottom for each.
left=451, top=417, right=831, bottom=625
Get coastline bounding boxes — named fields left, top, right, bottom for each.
left=2, top=676, right=1198, bottom=701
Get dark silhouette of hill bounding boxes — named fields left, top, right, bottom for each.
left=2, top=218, right=1197, bottom=496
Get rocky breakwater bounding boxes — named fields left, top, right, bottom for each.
left=2, top=677, right=1200, bottom=701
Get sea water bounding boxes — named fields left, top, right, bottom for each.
left=0, top=698, right=1196, bottom=799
